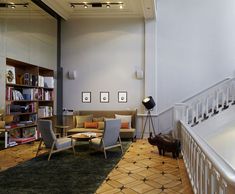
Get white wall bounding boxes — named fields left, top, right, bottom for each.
left=0, top=12, right=57, bottom=110
left=62, top=18, right=145, bottom=112
left=157, top=0, right=235, bottom=112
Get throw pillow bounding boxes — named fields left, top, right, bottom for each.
left=115, top=114, right=132, bottom=128
left=98, top=121, right=104, bottom=130
left=84, top=122, right=98, bottom=129
left=121, top=122, right=129, bottom=129
left=93, top=117, right=104, bottom=122
left=76, top=114, right=93, bottom=128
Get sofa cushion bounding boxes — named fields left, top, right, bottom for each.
left=98, top=122, right=104, bottom=130
left=115, top=114, right=132, bottom=128
left=121, top=122, right=129, bottom=129
left=75, top=115, right=93, bottom=128
left=84, top=122, right=98, bottom=129
left=93, top=117, right=104, bottom=122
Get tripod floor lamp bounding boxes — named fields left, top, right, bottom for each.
left=141, top=96, right=156, bottom=139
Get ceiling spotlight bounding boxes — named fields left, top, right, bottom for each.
left=0, top=2, right=29, bottom=9
left=69, top=2, right=124, bottom=9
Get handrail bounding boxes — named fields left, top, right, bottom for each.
left=181, top=120, right=235, bottom=186
left=151, top=78, right=232, bottom=118
left=182, top=78, right=231, bottom=103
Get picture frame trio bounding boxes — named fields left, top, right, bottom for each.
left=82, top=91, right=127, bottom=103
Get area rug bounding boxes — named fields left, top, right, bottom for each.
left=0, top=141, right=131, bottom=194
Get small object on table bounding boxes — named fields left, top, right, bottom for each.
left=55, top=125, right=69, bottom=137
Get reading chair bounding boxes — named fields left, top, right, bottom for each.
left=36, top=120, right=75, bottom=161
left=90, top=119, right=123, bottom=159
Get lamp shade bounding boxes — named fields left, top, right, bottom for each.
left=142, top=96, right=156, bottom=110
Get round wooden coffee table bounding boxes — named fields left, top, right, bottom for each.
left=71, top=132, right=102, bottom=142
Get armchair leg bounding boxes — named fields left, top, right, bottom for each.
left=36, top=139, right=43, bottom=157
left=71, top=139, right=76, bottom=155
left=118, top=136, right=123, bottom=154
left=48, top=141, right=56, bottom=161
left=103, top=149, right=107, bottom=159
left=102, top=139, right=107, bottom=159
left=72, top=145, right=76, bottom=155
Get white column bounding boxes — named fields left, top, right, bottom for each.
left=144, top=18, right=157, bottom=113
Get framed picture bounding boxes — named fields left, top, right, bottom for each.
left=100, top=92, right=109, bottom=103
left=82, top=92, right=91, bottom=103
left=118, top=91, right=127, bottom=103
left=6, top=65, right=16, bottom=84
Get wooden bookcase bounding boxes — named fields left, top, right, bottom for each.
left=4, top=58, right=54, bottom=148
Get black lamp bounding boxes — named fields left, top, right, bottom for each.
left=142, top=96, right=155, bottom=110
left=141, top=96, right=156, bottom=138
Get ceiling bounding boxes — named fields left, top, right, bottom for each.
left=41, top=0, right=156, bottom=20
left=0, top=0, right=51, bottom=18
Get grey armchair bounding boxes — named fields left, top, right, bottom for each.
left=36, top=120, right=75, bottom=161
left=90, top=119, right=123, bottom=159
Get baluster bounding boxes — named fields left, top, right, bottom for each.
left=216, top=90, right=219, bottom=111
left=205, top=159, right=212, bottom=194
left=212, top=168, right=220, bottom=194
left=206, top=97, right=210, bottom=117
left=186, top=107, right=189, bottom=124
left=220, top=179, right=227, bottom=194
left=200, top=153, right=206, bottom=194
left=224, top=87, right=229, bottom=109
left=195, top=146, right=201, bottom=193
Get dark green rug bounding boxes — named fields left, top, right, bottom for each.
left=0, top=141, right=131, bottom=194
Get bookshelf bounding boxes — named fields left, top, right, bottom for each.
left=4, top=58, right=54, bottom=148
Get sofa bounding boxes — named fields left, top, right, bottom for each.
left=66, top=110, right=137, bottom=140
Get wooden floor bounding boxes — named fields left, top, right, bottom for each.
left=0, top=140, right=193, bottom=194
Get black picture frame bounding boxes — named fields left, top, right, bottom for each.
left=118, top=91, right=127, bottom=103
left=82, top=92, right=91, bottom=103
left=100, top=92, right=109, bottom=103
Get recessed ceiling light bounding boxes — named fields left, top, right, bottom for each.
left=119, top=4, right=123, bottom=9
left=106, top=4, right=110, bottom=8
left=84, top=4, right=88, bottom=8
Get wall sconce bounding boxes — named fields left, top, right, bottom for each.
left=67, top=71, right=77, bottom=80
left=0, top=2, right=29, bottom=9
left=70, top=2, right=124, bottom=9
left=136, top=69, right=144, bottom=79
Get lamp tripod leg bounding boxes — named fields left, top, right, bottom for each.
left=149, top=114, right=156, bottom=136
left=141, top=114, right=148, bottom=139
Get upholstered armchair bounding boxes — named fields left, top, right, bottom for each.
left=36, top=120, right=75, bottom=161
left=90, top=119, right=123, bottom=159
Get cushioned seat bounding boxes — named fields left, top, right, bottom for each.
left=56, top=137, right=75, bottom=150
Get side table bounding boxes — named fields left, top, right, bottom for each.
left=55, top=125, right=69, bottom=137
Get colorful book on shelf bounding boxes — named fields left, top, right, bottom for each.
left=8, top=141, right=18, bottom=147
left=10, top=137, right=35, bottom=143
